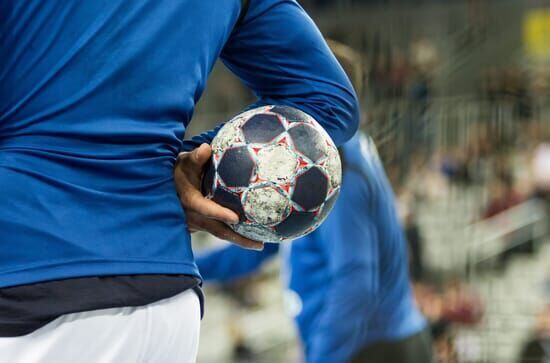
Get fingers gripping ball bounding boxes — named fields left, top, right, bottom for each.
left=201, top=106, right=342, bottom=242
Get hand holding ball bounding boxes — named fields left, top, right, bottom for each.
left=201, top=106, right=342, bottom=242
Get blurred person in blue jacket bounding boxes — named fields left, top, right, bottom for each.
left=197, top=132, right=433, bottom=363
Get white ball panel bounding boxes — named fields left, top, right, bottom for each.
left=243, top=186, right=290, bottom=225
left=211, top=118, right=244, bottom=154
left=232, top=223, right=281, bottom=242
left=256, top=144, right=298, bottom=183
left=325, top=147, right=342, bottom=190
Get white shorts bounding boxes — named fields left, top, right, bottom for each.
left=0, top=289, right=201, bottom=363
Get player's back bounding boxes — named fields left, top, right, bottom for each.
left=0, top=1, right=240, bottom=287
left=344, top=134, right=424, bottom=337
left=1, top=1, right=236, bottom=146
left=287, top=133, right=425, bottom=354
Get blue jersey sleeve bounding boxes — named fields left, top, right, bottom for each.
left=196, top=242, right=279, bottom=283
left=306, top=169, right=380, bottom=363
left=182, top=0, right=359, bottom=151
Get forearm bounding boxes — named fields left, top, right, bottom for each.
left=196, top=243, right=279, bottom=283
left=221, top=0, right=359, bottom=146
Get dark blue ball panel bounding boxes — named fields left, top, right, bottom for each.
left=217, top=146, right=255, bottom=187
left=292, top=167, right=328, bottom=211
left=275, top=211, right=316, bottom=238
left=201, top=158, right=215, bottom=196
left=270, top=106, right=308, bottom=123
left=317, top=190, right=339, bottom=222
left=288, top=124, right=326, bottom=162
left=242, top=114, right=285, bottom=143
left=212, top=187, right=246, bottom=222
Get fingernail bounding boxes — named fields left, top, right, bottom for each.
left=227, top=214, right=239, bottom=224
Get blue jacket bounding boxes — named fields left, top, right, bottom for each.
left=0, top=0, right=358, bottom=288
left=197, top=133, right=426, bottom=363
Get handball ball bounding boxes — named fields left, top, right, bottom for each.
left=201, top=105, right=342, bottom=242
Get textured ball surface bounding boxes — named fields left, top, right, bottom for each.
left=202, top=105, right=342, bottom=242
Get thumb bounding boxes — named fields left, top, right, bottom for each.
left=178, top=143, right=212, bottom=170
left=191, top=143, right=212, bottom=168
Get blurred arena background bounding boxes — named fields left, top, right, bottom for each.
left=187, top=0, right=550, bottom=362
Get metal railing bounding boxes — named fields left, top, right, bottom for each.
left=366, top=95, right=549, bottom=169
left=466, top=199, right=548, bottom=277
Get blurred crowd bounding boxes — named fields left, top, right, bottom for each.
left=366, top=37, right=438, bottom=106
left=480, top=65, right=550, bottom=123
left=329, top=21, right=550, bottom=361
left=191, top=2, right=550, bottom=360
left=389, top=62, right=549, bottom=360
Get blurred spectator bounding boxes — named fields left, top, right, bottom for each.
left=388, top=49, right=410, bottom=99
left=409, top=68, right=431, bottom=113
left=370, top=54, right=390, bottom=102
left=441, top=148, right=472, bottom=186
left=415, top=281, right=483, bottom=328
left=367, top=37, right=438, bottom=106
left=415, top=280, right=484, bottom=363
left=504, top=66, right=533, bottom=122
left=434, top=332, right=459, bottom=363
left=518, top=306, right=550, bottom=363
left=531, top=65, right=550, bottom=97
left=405, top=212, right=426, bottom=282
left=482, top=175, right=524, bottom=219
left=410, top=37, right=439, bottom=76
left=414, top=284, right=456, bottom=362
left=481, top=67, right=502, bottom=103
left=480, top=65, right=534, bottom=122
left=441, top=280, right=484, bottom=326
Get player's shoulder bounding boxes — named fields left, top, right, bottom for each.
left=344, top=132, right=379, bottom=163
left=341, top=133, right=379, bottom=181
left=339, top=132, right=394, bottom=206
left=240, top=0, right=300, bottom=22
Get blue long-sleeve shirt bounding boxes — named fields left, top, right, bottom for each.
left=197, top=133, right=426, bottom=363
left=0, top=0, right=358, bottom=288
